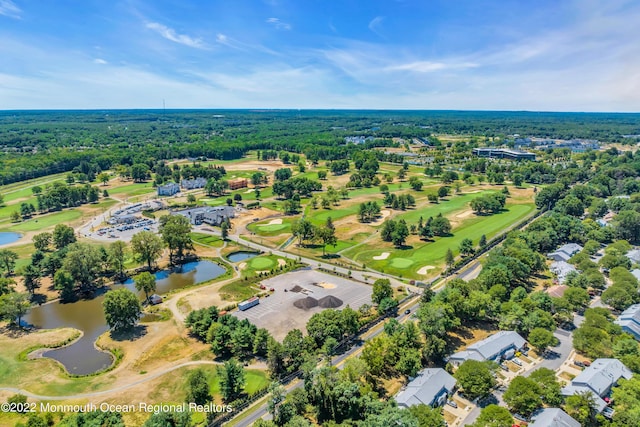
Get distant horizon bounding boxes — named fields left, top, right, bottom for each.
left=1, top=108, right=640, bottom=115
left=1, top=1, right=639, bottom=111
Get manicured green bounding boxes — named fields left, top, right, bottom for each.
left=390, top=258, right=414, bottom=268
left=257, top=223, right=287, bottom=232
left=1, top=209, right=82, bottom=232
left=249, top=256, right=276, bottom=270
left=247, top=218, right=292, bottom=236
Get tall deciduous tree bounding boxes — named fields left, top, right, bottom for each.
left=131, top=231, right=164, bottom=270
left=102, top=288, right=141, bottom=333
left=0, top=249, right=18, bottom=276
left=52, top=224, right=76, bottom=249
left=134, top=272, right=157, bottom=304
left=22, top=264, right=41, bottom=295
left=453, top=360, right=496, bottom=400
left=159, top=215, right=193, bottom=263
left=185, top=368, right=212, bottom=405
left=62, top=243, right=103, bottom=291
left=0, top=292, right=30, bottom=325
left=108, top=240, right=128, bottom=279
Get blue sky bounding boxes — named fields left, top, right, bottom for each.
left=0, top=0, right=639, bottom=111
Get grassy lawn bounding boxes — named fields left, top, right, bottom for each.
left=1, top=209, right=82, bottom=232
left=219, top=281, right=261, bottom=301
left=0, top=173, right=67, bottom=197
left=108, top=182, right=155, bottom=198
left=395, top=190, right=496, bottom=224
left=191, top=232, right=224, bottom=248
left=306, top=203, right=360, bottom=226
left=346, top=203, right=536, bottom=279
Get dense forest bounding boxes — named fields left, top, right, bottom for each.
left=1, top=110, right=640, bottom=185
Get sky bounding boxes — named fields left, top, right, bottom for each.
left=0, top=0, right=639, bottom=111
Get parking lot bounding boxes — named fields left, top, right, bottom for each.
left=86, top=217, right=158, bottom=242
left=233, top=269, right=372, bottom=340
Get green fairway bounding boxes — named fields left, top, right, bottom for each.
left=346, top=203, right=536, bottom=279
left=249, top=256, right=276, bottom=269
left=396, top=190, right=496, bottom=223
left=108, top=182, right=155, bottom=198
left=190, top=232, right=224, bottom=248
left=1, top=209, right=82, bottom=232
left=307, top=203, right=360, bottom=226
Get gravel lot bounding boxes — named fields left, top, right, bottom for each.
left=233, top=269, right=372, bottom=340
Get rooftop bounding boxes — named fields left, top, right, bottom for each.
left=530, top=408, right=580, bottom=427
left=396, top=368, right=456, bottom=408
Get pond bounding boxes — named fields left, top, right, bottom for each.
left=227, top=251, right=260, bottom=263
left=23, top=260, right=226, bottom=375
left=0, top=232, right=21, bottom=246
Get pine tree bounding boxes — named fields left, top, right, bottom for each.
left=445, top=249, right=455, bottom=267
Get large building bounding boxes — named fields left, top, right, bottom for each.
left=562, top=358, right=632, bottom=413
left=447, top=331, right=526, bottom=366
left=181, top=177, right=207, bottom=190
left=157, top=182, right=180, bottom=196
left=228, top=178, right=248, bottom=190
left=615, top=304, right=640, bottom=341
left=396, top=368, right=456, bottom=408
left=472, top=147, right=536, bottom=161
left=172, top=206, right=235, bottom=226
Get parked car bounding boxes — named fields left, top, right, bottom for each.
left=404, top=309, right=411, bottom=315
left=500, top=363, right=509, bottom=371
left=512, top=358, right=523, bottom=366
left=583, top=360, right=591, bottom=367
left=446, top=400, right=458, bottom=408
left=513, top=413, right=528, bottom=422
left=574, top=360, right=585, bottom=368
left=602, top=407, right=614, bottom=419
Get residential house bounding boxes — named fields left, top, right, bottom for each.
left=561, top=358, right=632, bottom=413
left=396, top=368, right=456, bottom=408
left=530, top=408, right=580, bottom=427
left=550, top=261, right=577, bottom=284
left=547, top=243, right=583, bottom=262
left=447, top=331, right=526, bottom=366
left=157, top=182, right=180, bottom=196
left=631, top=269, right=640, bottom=282
left=626, top=249, right=640, bottom=265
left=614, top=304, right=640, bottom=341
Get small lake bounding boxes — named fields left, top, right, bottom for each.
left=0, top=232, right=21, bottom=246
left=23, top=260, right=226, bottom=375
left=227, top=251, right=260, bottom=263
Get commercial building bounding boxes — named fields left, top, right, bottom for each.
left=472, top=147, right=536, bottom=161
left=396, top=368, right=456, bottom=408
left=615, top=304, right=640, bottom=341
left=157, top=182, right=180, bottom=196
left=181, top=177, right=207, bottom=190
left=447, top=331, right=526, bottom=366
left=561, top=358, right=632, bottom=413
left=228, top=178, right=248, bottom=190
left=172, top=205, right=235, bottom=226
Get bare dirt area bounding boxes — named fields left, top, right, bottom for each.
left=233, top=270, right=372, bottom=341
left=233, top=206, right=282, bottom=232
left=224, top=160, right=284, bottom=172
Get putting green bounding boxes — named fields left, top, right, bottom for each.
left=249, top=257, right=276, bottom=269
left=390, top=258, right=414, bottom=269
left=258, top=223, right=287, bottom=232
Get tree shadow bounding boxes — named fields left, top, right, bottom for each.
left=30, top=293, right=47, bottom=305
left=394, top=244, right=414, bottom=250
left=0, top=324, right=34, bottom=338
left=321, top=254, right=341, bottom=259
left=110, top=324, right=147, bottom=342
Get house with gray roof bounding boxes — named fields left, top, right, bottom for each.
left=547, top=243, right=583, bottom=262
left=615, top=304, right=640, bottom=341
left=561, top=358, right=632, bottom=413
left=631, top=269, right=640, bottom=282
left=447, top=331, right=526, bottom=366
left=172, top=206, right=235, bottom=226
left=157, top=182, right=180, bottom=196
left=550, top=261, right=577, bottom=284
left=626, top=249, right=640, bottom=264
left=396, top=368, right=456, bottom=408
left=530, top=408, right=580, bottom=427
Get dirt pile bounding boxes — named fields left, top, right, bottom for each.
left=294, top=297, right=318, bottom=309
left=318, top=295, right=343, bottom=308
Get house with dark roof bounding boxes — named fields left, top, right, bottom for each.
left=561, top=358, right=632, bottom=413
left=615, top=304, right=640, bottom=341
left=396, top=368, right=456, bottom=408
left=530, top=408, right=580, bottom=427
left=547, top=243, right=583, bottom=262
left=447, top=331, right=526, bottom=366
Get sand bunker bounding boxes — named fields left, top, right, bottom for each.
left=294, top=296, right=318, bottom=309
left=373, top=252, right=390, bottom=260
left=238, top=262, right=247, bottom=271
left=417, top=265, right=436, bottom=275
left=371, top=209, right=391, bottom=225
left=316, top=281, right=336, bottom=289
left=455, top=209, right=474, bottom=220
left=318, top=295, right=343, bottom=308
left=277, top=258, right=287, bottom=267
left=244, top=188, right=255, bottom=193
left=265, top=218, right=283, bottom=226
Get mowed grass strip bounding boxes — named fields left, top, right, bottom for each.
left=348, top=203, right=536, bottom=278
left=191, top=232, right=224, bottom=248
left=1, top=209, right=82, bottom=232
left=108, top=182, right=155, bottom=197
left=247, top=218, right=292, bottom=236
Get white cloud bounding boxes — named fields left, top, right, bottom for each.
left=368, top=16, right=384, bottom=37
left=93, top=58, right=108, bottom=65
left=0, top=0, right=21, bottom=19
left=266, top=17, right=291, bottom=30
left=145, top=22, right=206, bottom=49
left=387, top=61, right=478, bottom=73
